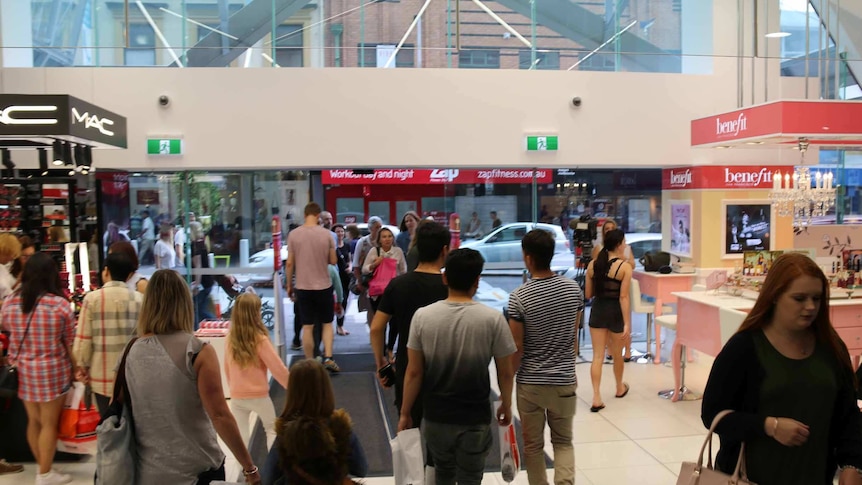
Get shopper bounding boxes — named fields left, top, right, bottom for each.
left=398, top=248, right=517, bottom=484
left=285, top=202, right=339, bottom=371
left=139, top=209, right=156, bottom=266
left=225, top=293, right=289, bottom=451
left=585, top=229, right=631, bottom=412
left=124, top=269, right=260, bottom=485
left=154, top=226, right=177, bottom=270
left=190, top=220, right=216, bottom=328
left=362, top=227, right=407, bottom=317
left=701, top=253, right=862, bottom=485
left=351, top=216, right=382, bottom=326
left=263, top=359, right=368, bottom=485
left=590, top=219, right=635, bottom=361
left=463, top=211, right=483, bottom=239
left=72, top=251, right=142, bottom=418
left=0, top=233, right=22, bottom=301
left=108, top=241, right=148, bottom=294
left=9, top=235, right=35, bottom=285
left=371, top=221, right=449, bottom=427
left=395, top=210, right=420, bottom=255
left=345, top=224, right=361, bottom=255
left=490, top=211, right=502, bottom=229
left=332, top=224, right=352, bottom=336
left=174, top=217, right=187, bottom=267
left=0, top=253, right=76, bottom=485
left=507, top=229, right=584, bottom=484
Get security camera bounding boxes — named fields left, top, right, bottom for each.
left=158, top=95, right=170, bottom=107
left=572, top=97, right=582, bottom=107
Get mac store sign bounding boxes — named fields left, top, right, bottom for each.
left=0, top=94, right=127, bottom=149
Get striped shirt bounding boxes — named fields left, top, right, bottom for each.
left=72, top=281, right=142, bottom=396
left=507, top=275, right=584, bottom=386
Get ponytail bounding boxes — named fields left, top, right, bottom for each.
left=592, top=247, right=611, bottom=297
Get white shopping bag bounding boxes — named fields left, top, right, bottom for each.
left=495, top=400, right=521, bottom=482
left=391, top=428, right=424, bottom=485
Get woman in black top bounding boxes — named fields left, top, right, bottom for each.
left=584, top=229, right=631, bottom=412
left=333, top=224, right=352, bottom=336
left=702, top=253, right=862, bottom=485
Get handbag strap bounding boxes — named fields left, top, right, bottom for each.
left=697, top=410, right=751, bottom=480
left=112, top=337, right=139, bottom=411
left=10, top=294, right=43, bottom=364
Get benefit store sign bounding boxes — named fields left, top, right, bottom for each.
left=662, top=166, right=794, bottom=190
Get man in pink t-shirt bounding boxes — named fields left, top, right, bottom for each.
left=286, top=202, right=340, bottom=371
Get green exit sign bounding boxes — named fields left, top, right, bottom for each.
left=525, top=135, right=558, bottom=151
left=147, top=138, right=183, bottom=155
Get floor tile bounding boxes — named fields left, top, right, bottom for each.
left=636, top=435, right=712, bottom=464
left=574, top=441, right=663, bottom=469
left=582, top=464, right=678, bottom=485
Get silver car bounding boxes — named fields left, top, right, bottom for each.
left=460, top=222, right=570, bottom=270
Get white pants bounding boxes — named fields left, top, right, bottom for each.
left=229, top=396, right=278, bottom=450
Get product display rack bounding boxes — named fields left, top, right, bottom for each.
left=0, top=178, right=78, bottom=264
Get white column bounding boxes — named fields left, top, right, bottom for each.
left=0, top=0, right=34, bottom=67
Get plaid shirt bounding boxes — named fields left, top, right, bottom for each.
left=72, top=281, right=142, bottom=397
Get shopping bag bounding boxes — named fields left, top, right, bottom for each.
left=368, top=257, right=398, bottom=297
left=390, top=428, right=424, bottom=485
left=495, top=400, right=521, bottom=482
left=57, top=383, right=99, bottom=455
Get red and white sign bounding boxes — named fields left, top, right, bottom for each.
left=322, top=169, right=553, bottom=185
left=662, top=166, right=794, bottom=190
left=691, top=101, right=862, bottom=147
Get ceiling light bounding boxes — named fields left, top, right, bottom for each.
left=74, top=144, right=84, bottom=168
left=63, top=142, right=73, bottom=166
left=38, top=148, right=49, bottom=176
left=765, top=32, right=791, bottom=38
left=52, top=140, right=64, bottom=165
left=745, top=141, right=765, bottom=145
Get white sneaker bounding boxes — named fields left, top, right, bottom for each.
left=35, top=469, right=72, bottom=485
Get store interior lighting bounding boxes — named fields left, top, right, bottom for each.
left=768, top=137, right=835, bottom=227
left=52, top=140, right=64, bottom=166
left=1, top=148, right=14, bottom=177
left=39, top=148, right=49, bottom=176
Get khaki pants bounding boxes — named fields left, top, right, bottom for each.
left=517, top=382, right=577, bottom=485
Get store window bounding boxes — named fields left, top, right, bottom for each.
left=518, top=50, right=560, bottom=70
left=357, top=44, right=415, bottom=68
left=124, top=23, right=156, bottom=66
left=276, top=24, right=304, bottom=67
left=458, top=49, right=501, bottom=69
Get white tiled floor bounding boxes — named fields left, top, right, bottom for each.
left=0, top=350, right=718, bottom=485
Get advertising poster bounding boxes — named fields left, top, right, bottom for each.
left=723, top=201, right=772, bottom=257
left=669, top=200, right=692, bottom=258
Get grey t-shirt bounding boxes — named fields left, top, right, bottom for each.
left=407, top=301, right=516, bottom=426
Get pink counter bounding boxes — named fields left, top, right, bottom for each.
left=631, top=270, right=695, bottom=363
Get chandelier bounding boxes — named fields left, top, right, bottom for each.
left=768, top=138, right=835, bottom=227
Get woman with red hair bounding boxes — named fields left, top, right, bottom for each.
left=701, top=252, right=862, bottom=485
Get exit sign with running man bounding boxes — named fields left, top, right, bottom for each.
left=525, top=135, right=558, bottom=151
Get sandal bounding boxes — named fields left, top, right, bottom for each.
left=590, top=404, right=605, bottom=413
left=615, top=383, right=630, bottom=398
left=336, top=327, right=350, bottom=336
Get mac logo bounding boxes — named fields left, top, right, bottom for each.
left=72, top=107, right=114, bottom=137
left=0, top=105, right=59, bottom=125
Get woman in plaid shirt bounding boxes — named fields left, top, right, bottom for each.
left=0, top=253, right=77, bottom=485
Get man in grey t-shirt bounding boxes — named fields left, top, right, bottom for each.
left=400, top=249, right=516, bottom=485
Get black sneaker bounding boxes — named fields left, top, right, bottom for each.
left=290, top=343, right=302, bottom=351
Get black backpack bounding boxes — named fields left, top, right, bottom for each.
left=640, top=251, right=672, bottom=272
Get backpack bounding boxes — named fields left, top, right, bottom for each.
left=639, top=251, right=672, bottom=272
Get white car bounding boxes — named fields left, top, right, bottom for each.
left=241, top=245, right=289, bottom=284
left=460, top=222, right=570, bottom=271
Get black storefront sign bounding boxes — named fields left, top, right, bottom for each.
left=0, top=94, right=127, bottom=149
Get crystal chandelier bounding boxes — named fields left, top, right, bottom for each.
left=768, top=138, right=835, bottom=227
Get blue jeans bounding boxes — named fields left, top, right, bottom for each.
left=423, top=420, right=491, bottom=485
left=194, top=284, right=215, bottom=329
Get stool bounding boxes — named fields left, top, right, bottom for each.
left=630, top=279, right=672, bottom=364
left=655, top=315, right=698, bottom=401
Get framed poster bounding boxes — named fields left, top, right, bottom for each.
left=669, top=200, right=692, bottom=258
left=722, top=201, right=773, bottom=258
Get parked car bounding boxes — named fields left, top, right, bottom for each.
left=625, top=233, right=663, bottom=263
left=241, top=245, right=289, bottom=284
left=460, top=222, right=570, bottom=270
left=355, top=223, right=400, bottom=238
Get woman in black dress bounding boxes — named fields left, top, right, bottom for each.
left=333, top=224, right=352, bottom=336
left=585, top=229, right=631, bottom=412
left=701, top=253, right=862, bottom=485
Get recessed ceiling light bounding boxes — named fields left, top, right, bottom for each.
left=765, top=32, right=791, bottom=38
left=746, top=141, right=765, bottom=145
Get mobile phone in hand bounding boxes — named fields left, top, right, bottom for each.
left=377, top=364, right=395, bottom=387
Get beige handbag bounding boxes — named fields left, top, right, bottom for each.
left=678, top=410, right=756, bottom=485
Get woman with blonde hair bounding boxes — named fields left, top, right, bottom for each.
left=0, top=233, right=22, bottom=301
left=225, top=292, right=289, bottom=450
left=702, top=253, right=862, bottom=485
left=262, top=359, right=367, bottom=485
left=123, top=270, right=260, bottom=484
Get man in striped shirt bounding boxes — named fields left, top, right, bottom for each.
left=73, top=251, right=142, bottom=417
left=507, top=229, right=584, bottom=485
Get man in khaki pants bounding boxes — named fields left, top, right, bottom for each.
left=507, top=230, right=584, bottom=485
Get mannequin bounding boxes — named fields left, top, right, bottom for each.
left=449, top=213, right=461, bottom=250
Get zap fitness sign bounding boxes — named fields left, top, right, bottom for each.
left=662, top=166, right=794, bottom=190
left=322, top=169, right=553, bottom=185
